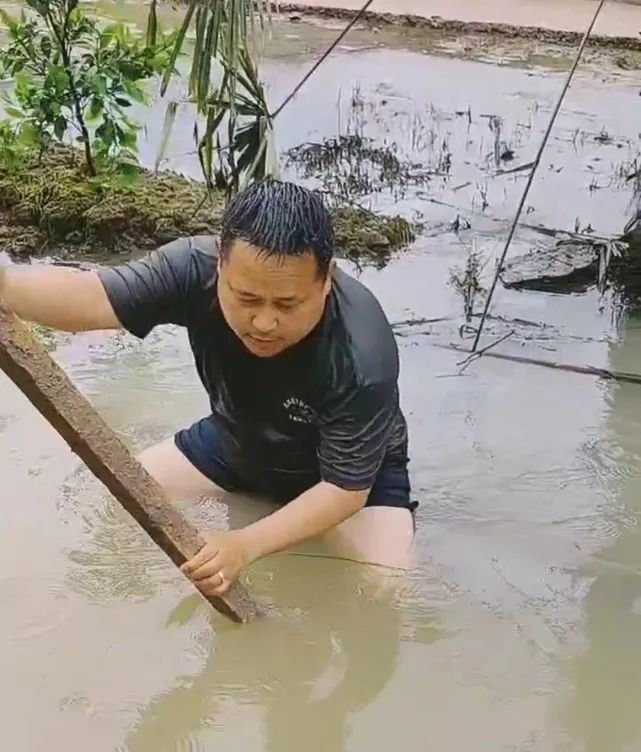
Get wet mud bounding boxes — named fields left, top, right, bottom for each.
left=277, top=2, right=641, bottom=51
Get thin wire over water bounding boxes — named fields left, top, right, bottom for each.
left=270, top=0, right=376, bottom=119
left=471, top=0, right=608, bottom=352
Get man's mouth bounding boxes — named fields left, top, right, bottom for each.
left=248, top=335, right=276, bottom=344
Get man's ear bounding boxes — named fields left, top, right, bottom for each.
left=323, top=260, right=336, bottom=294
left=216, top=236, right=227, bottom=273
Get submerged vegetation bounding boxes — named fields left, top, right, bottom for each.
left=286, top=134, right=432, bottom=205
left=449, top=243, right=487, bottom=322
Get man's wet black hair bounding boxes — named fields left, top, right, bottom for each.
left=219, top=180, right=334, bottom=277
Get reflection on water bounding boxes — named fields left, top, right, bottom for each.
left=563, top=317, right=641, bottom=752
left=124, top=560, right=422, bottom=752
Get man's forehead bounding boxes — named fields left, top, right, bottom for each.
left=221, top=244, right=322, bottom=287
left=229, top=278, right=302, bottom=301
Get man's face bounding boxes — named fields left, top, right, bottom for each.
left=217, top=239, right=332, bottom=358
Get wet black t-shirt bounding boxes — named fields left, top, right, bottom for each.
left=97, top=236, right=408, bottom=492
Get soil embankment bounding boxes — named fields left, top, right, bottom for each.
left=279, top=0, right=641, bottom=49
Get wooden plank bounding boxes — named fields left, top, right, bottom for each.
left=0, top=304, right=265, bottom=623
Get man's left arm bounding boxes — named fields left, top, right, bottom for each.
left=182, top=380, right=398, bottom=596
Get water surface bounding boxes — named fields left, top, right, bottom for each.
left=2, top=8, right=641, bottom=751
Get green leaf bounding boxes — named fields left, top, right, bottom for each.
left=120, top=129, right=137, bottom=149
left=47, top=66, right=69, bottom=93
left=53, top=115, right=66, bottom=140
left=154, top=99, right=177, bottom=170
left=17, top=121, right=39, bottom=146
left=88, top=96, right=103, bottom=120
left=114, top=96, right=131, bottom=107
left=90, top=74, right=107, bottom=96
left=160, top=0, right=195, bottom=97
left=146, top=0, right=157, bottom=48
left=116, top=160, right=140, bottom=187
left=39, top=34, right=52, bottom=59
left=14, top=70, right=32, bottom=90
left=99, top=25, right=115, bottom=49
left=122, top=79, right=145, bottom=103
left=95, top=118, right=116, bottom=152
left=4, top=106, right=24, bottom=119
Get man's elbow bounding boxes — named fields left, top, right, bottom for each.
left=322, top=481, right=370, bottom=512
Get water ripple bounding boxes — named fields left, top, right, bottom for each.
left=61, top=467, right=180, bottom=604
left=1, top=577, right=71, bottom=643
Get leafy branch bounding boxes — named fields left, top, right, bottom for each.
left=152, top=0, right=279, bottom=197
left=0, top=0, right=176, bottom=178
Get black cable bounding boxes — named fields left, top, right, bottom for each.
left=270, top=0, right=376, bottom=120
left=471, top=0, right=608, bottom=353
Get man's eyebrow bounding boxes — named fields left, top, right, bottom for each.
left=228, top=281, right=300, bottom=303
left=229, top=282, right=260, bottom=298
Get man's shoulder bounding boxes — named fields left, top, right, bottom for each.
left=331, top=266, right=398, bottom=384
left=155, top=235, right=218, bottom=278
left=149, top=235, right=218, bottom=292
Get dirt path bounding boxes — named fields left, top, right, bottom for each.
left=282, top=0, right=641, bottom=40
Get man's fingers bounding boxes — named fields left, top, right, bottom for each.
left=181, top=542, right=219, bottom=575
left=198, top=575, right=232, bottom=597
left=189, top=554, right=224, bottom=583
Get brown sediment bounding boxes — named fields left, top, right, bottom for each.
left=274, top=3, right=641, bottom=51
left=0, top=303, right=265, bottom=624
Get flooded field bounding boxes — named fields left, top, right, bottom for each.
left=3, top=5, right=641, bottom=751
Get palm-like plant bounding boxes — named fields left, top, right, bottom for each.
left=147, top=0, right=279, bottom=197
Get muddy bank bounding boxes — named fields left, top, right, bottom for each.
left=0, top=149, right=224, bottom=258
left=0, top=149, right=414, bottom=263
left=277, top=3, right=641, bottom=52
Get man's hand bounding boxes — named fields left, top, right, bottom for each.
left=181, top=530, right=250, bottom=596
left=181, top=482, right=367, bottom=595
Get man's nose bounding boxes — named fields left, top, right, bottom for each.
left=251, top=309, right=278, bottom=334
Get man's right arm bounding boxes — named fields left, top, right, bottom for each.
left=0, top=265, right=122, bottom=332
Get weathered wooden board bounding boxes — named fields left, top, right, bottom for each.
left=0, top=304, right=264, bottom=623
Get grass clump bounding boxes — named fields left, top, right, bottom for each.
left=0, top=147, right=415, bottom=266
left=0, top=148, right=224, bottom=258
left=331, top=206, right=415, bottom=268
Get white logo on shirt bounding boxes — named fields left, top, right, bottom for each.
left=283, top=397, right=316, bottom=425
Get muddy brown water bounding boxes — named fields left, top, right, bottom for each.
left=3, top=6, right=641, bottom=751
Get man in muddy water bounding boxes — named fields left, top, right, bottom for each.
left=0, top=180, right=416, bottom=595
